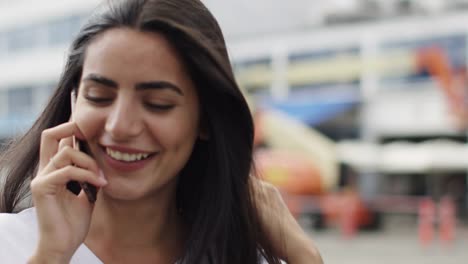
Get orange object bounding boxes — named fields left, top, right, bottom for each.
left=254, top=149, right=323, bottom=195
left=439, top=196, right=456, bottom=245
left=418, top=198, right=435, bottom=246
left=416, top=47, right=468, bottom=129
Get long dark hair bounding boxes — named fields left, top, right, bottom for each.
left=0, top=0, right=281, bottom=263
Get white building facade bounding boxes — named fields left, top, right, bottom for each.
left=1, top=0, right=468, bottom=142
left=0, top=0, right=98, bottom=138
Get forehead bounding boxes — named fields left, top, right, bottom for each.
left=82, top=28, right=191, bottom=89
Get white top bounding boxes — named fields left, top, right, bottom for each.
left=0, top=207, right=102, bottom=263
left=0, top=208, right=277, bottom=263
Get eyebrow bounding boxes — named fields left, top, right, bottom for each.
left=82, top=73, right=184, bottom=95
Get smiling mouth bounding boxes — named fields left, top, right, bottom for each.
left=104, top=147, right=156, bottom=163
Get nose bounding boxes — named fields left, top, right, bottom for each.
left=105, top=98, right=144, bottom=141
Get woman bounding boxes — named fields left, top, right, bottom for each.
left=0, top=0, right=322, bottom=263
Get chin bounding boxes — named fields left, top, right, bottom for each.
left=99, top=182, right=148, bottom=201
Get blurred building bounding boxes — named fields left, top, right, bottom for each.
left=1, top=0, right=467, bottom=215
left=0, top=0, right=96, bottom=139
left=219, top=1, right=468, bottom=215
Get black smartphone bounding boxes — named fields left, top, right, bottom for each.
left=69, top=90, right=98, bottom=203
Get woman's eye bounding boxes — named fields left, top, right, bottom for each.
left=145, top=103, right=175, bottom=111
left=84, top=95, right=113, bottom=104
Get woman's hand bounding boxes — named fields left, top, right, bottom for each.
left=28, top=122, right=107, bottom=263
left=252, top=177, right=323, bottom=264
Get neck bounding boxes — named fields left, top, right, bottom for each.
left=86, top=188, right=186, bottom=255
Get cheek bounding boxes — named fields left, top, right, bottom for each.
left=74, top=105, right=105, bottom=141
left=149, top=111, right=200, bottom=148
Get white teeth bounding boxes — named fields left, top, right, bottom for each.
left=106, top=148, right=151, bottom=162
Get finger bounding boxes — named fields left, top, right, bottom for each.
left=31, top=166, right=107, bottom=197
left=58, top=137, right=73, bottom=151
left=39, top=122, right=82, bottom=170
left=77, top=189, right=97, bottom=206
left=41, top=146, right=100, bottom=176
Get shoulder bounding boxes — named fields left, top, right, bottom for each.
left=0, top=207, right=38, bottom=236
left=0, top=208, right=102, bottom=264
left=0, top=207, right=39, bottom=262
left=0, top=207, right=38, bottom=238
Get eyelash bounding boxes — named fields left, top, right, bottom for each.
left=84, top=96, right=175, bottom=111
left=84, top=96, right=112, bottom=104
left=144, top=103, right=175, bottom=111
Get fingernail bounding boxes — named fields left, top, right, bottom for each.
left=99, top=170, right=107, bottom=182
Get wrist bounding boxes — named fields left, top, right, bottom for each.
left=287, top=235, right=323, bottom=264
left=28, top=248, right=72, bottom=264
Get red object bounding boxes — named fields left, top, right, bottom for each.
left=439, top=197, right=456, bottom=245
left=340, top=195, right=359, bottom=239
left=418, top=198, right=435, bottom=246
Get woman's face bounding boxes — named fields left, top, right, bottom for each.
left=74, top=28, right=201, bottom=201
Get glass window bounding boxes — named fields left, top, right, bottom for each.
left=48, top=15, right=84, bottom=46
left=6, top=26, right=42, bottom=53
left=391, top=35, right=467, bottom=66
left=2, top=13, right=88, bottom=54
left=7, top=87, right=33, bottom=116
left=36, top=83, right=57, bottom=111
left=0, top=31, right=6, bottom=57
left=381, top=34, right=467, bottom=85
left=0, top=90, right=7, bottom=117
left=288, top=47, right=361, bottom=90
left=234, top=57, right=272, bottom=99
left=289, top=47, right=360, bottom=63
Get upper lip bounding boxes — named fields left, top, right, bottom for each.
left=101, top=144, right=156, bottom=154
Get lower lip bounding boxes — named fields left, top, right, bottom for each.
left=103, top=151, right=156, bottom=172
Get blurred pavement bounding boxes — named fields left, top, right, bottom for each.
left=307, top=228, right=468, bottom=264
